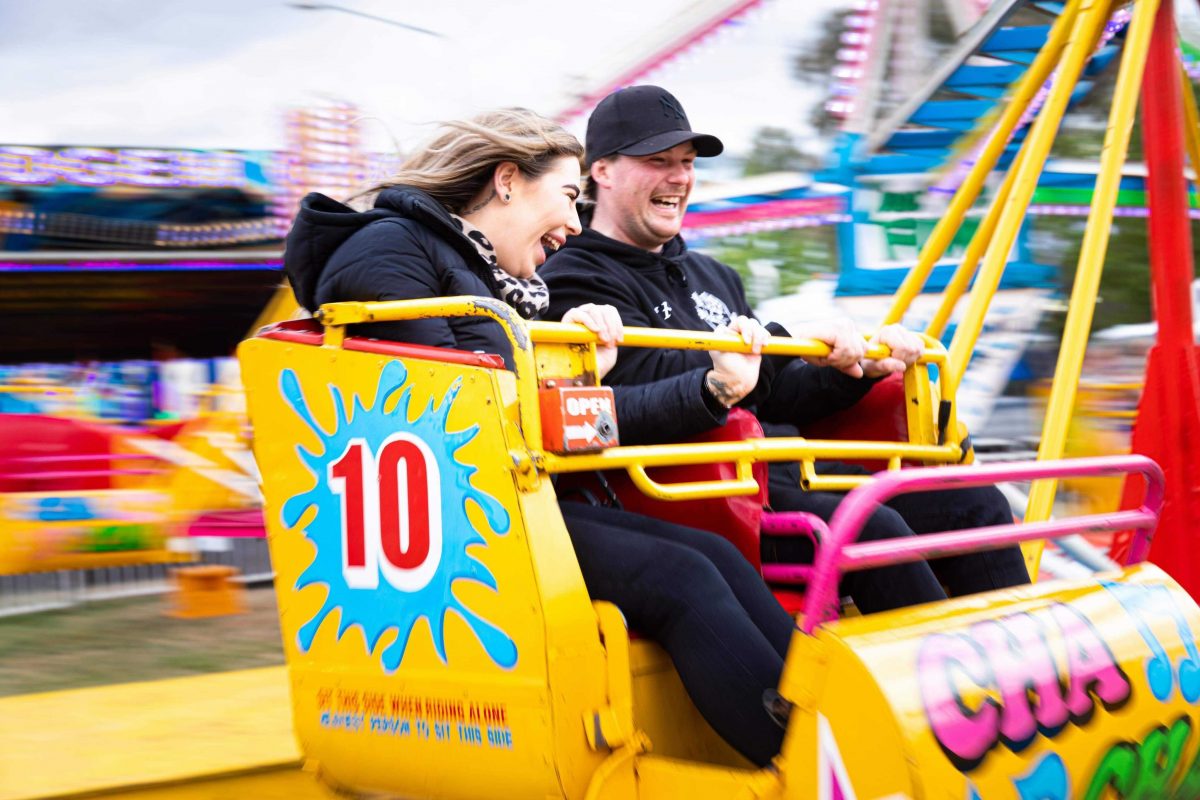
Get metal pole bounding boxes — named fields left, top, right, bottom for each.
left=882, top=0, right=1084, bottom=325
left=1021, top=0, right=1161, bottom=577
left=944, top=0, right=1116, bottom=418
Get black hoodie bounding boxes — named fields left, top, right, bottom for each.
left=283, top=187, right=512, bottom=363
left=541, top=228, right=878, bottom=440
left=282, top=187, right=727, bottom=444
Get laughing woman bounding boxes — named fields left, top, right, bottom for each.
left=282, top=108, right=794, bottom=767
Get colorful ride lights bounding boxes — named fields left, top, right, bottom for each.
left=825, top=0, right=881, bottom=119
left=1027, top=204, right=1200, bottom=219
left=0, top=146, right=250, bottom=188
left=0, top=209, right=285, bottom=247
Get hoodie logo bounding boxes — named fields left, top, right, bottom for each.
left=691, top=291, right=733, bottom=330
left=655, top=301, right=673, bottom=321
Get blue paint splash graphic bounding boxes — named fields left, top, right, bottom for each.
left=1013, top=752, right=1068, bottom=800
left=278, top=361, right=516, bottom=671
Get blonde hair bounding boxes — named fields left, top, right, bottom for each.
left=359, top=108, right=582, bottom=212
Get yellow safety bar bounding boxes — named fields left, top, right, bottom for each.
left=317, top=296, right=548, bottom=457
left=315, top=298, right=963, bottom=500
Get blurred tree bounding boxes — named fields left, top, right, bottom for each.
left=742, top=126, right=812, bottom=175
left=1031, top=212, right=1200, bottom=333
left=701, top=227, right=838, bottom=306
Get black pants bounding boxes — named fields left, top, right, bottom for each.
left=558, top=501, right=793, bottom=766
left=761, top=461, right=1031, bottom=614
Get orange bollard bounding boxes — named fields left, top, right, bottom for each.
left=167, top=565, right=245, bottom=618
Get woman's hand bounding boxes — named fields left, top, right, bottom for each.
left=562, top=303, right=624, bottom=379
left=793, top=317, right=868, bottom=378
left=705, top=315, right=769, bottom=408
left=861, top=324, right=924, bottom=378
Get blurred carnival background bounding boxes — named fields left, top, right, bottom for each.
left=2, top=0, right=1197, bottom=693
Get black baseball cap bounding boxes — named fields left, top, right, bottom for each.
left=584, top=85, right=724, bottom=167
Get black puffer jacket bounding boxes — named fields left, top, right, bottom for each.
left=282, top=187, right=727, bottom=444
left=540, top=228, right=878, bottom=440
left=285, top=187, right=511, bottom=363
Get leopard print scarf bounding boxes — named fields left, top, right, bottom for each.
left=450, top=215, right=549, bottom=320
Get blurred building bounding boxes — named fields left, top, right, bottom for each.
left=0, top=103, right=396, bottom=420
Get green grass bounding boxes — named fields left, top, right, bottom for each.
left=0, top=587, right=285, bottom=696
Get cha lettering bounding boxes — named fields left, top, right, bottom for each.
left=919, top=603, right=1131, bottom=771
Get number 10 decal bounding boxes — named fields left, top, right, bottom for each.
left=328, top=434, right=442, bottom=592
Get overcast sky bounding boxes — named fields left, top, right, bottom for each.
left=0, top=0, right=848, bottom=162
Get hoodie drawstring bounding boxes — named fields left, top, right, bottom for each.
left=666, top=261, right=689, bottom=287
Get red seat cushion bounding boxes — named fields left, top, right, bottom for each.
left=797, top=372, right=909, bottom=472
left=771, top=588, right=808, bottom=617
left=577, top=409, right=768, bottom=569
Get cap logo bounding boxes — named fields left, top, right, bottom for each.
left=659, top=95, right=687, bottom=121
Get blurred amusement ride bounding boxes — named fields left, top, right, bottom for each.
left=5, top=0, right=1200, bottom=797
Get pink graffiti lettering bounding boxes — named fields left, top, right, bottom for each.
left=919, top=603, right=1132, bottom=772
left=918, top=633, right=998, bottom=768
left=972, top=614, right=1068, bottom=746
left=1049, top=603, right=1132, bottom=720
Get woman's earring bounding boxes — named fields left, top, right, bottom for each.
left=503, top=193, right=511, bottom=202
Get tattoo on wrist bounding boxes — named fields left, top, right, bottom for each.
left=705, top=372, right=739, bottom=408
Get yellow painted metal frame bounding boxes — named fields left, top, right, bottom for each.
left=240, top=301, right=1200, bottom=800
left=945, top=0, right=1118, bottom=396
left=1022, top=0, right=1159, bottom=571
left=866, top=0, right=1159, bottom=574
left=1181, top=61, right=1200, bottom=177
left=882, top=0, right=1086, bottom=328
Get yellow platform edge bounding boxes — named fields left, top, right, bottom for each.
left=0, top=666, right=303, bottom=800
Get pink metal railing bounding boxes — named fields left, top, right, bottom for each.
left=794, top=455, right=1165, bottom=634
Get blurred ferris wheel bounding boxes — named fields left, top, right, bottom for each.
left=826, top=0, right=996, bottom=132
left=830, top=0, right=1200, bottom=134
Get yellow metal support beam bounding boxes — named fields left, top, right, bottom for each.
left=946, top=0, right=1117, bottom=397
left=881, top=0, right=1084, bottom=326
left=1023, top=0, right=1162, bottom=572
left=1180, top=61, right=1200, bottom=183
left=926, top=131, right=1030, bottom=338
